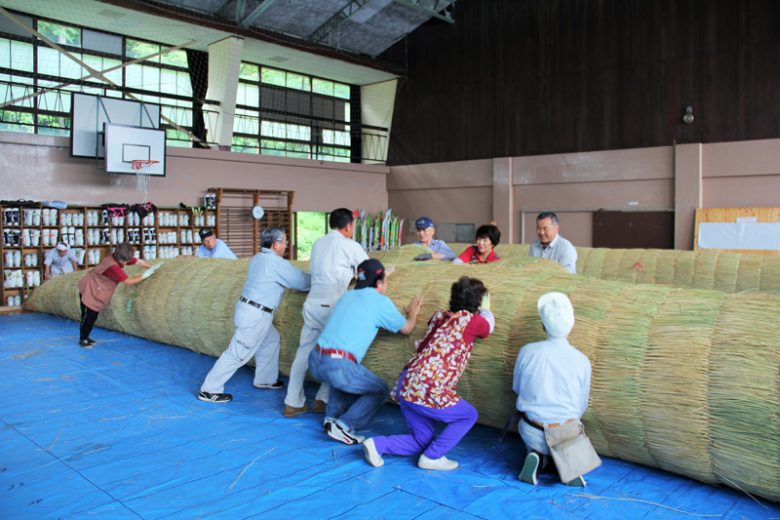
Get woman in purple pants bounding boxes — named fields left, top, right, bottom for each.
left=362, top=276, right=495, bottom=471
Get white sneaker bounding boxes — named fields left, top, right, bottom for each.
left=363, top=438, right=384, bottom=467
left=325, top=421, right=365, bottom=445
left=418, top=454, right=458, bottom=471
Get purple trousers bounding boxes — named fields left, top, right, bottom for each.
left=373, top=377, right=478, bottom=460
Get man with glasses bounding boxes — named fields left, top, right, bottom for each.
left=529, top=212, right=577, bottom=274
left=412, top=216, right=456, bottom=261
left=197, top=228, right=310, bottom=404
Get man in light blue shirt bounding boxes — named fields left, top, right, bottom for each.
left=528, top=212, right=577, bottom=274
left=196, top=228, right=237, bottom=259
left=513, top=292, right=595, bottom=487
left=198, top=228, right=310, bottom=404
left=308, top=258, right=423, bottom=445
left=413, top=216, right=456, bottom=261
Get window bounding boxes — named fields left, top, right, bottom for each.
left=0, top=14, right=193, bottom=145
left=234, top=63, right=354, bottom=162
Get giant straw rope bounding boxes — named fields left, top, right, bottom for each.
left=24, top=245, right=780, bottom=501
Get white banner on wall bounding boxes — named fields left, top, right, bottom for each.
left=698, top=222, right=780, bottom=250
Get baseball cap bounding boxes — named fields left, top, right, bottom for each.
left=415, top=216, right=434, bottom=230
left=56, top=243, right=69, bottom=251
left=355, top=259, right=385, bottom=289
left=537, top=291, right=575, bottom=338
left=199, top=228, right=214, bottom=240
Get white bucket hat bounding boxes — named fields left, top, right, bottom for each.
left=537, top=291, right=574, bottom=338
left=56, top=242, right=69, bottom=251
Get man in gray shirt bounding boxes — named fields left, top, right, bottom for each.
left=198, top=228, right=310, bottom=404
left=528, top=212, right=577, bottom=274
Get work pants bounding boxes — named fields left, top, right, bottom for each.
left=284, top=298, right=332, bottom=408
left=200, top=300, right=280, bottom=393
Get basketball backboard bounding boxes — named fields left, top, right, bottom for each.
left=104, top=123, right=166, bottom=176
left=70, top=93, right=160, bottom=158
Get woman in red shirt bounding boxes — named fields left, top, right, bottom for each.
left=77, top=242, right=151, bottom=347
left=453, top=224, right=501, bottom=264
left=362, top=276, right=495, bottom=471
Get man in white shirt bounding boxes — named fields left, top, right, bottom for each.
left=283, top=208, right=368, bottom=418
left=513, top=292, right=598, bottom=487
left=44, top=243, right=78, bottom=280
left=528, top=212, right=577, bottom=274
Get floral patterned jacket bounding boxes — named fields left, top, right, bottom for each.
left=395, top=309, right=491, bottom=408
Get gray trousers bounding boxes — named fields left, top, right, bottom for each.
left=200, top=300, right=280, bottom=394
left=284, top=298, right=331, bottom=408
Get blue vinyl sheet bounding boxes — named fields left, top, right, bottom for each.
left=2, top=313, right=779, bottom=519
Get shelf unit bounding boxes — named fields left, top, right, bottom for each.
left=1, top=202, right=217, bottom=307
left=210, top=188, right=294, bottom=259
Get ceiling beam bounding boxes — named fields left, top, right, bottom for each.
left=239, top=0, right=278, bottom=28
left=392, top=0, right=454, bottom=23
left=308, top=0, right=371, bottom=44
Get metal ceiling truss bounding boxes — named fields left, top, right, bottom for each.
left=392, top=0, right=454, bottom=23
left=239, top=0, right=279, bottom=27
left=308, top=0, right=371, bottom=44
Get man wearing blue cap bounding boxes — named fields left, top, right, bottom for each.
left=413, top=216, right=456, bottom=261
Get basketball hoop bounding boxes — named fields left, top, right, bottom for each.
left=130, top=159, right=160, bottom=171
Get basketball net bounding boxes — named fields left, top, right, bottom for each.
left=131, top=160, right=159, bottom=203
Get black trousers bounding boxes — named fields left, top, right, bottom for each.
left=79, top=294, right=99, bottom=341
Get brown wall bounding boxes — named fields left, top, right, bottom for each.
left=387, top=159, right=493, bottom=244
left=388, top=138, right=780, bottom=250
left=386, top=0, right=780, bottom=165
left=0, top=132, right=389, bottom=212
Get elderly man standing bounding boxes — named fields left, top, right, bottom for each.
left=196, top=228, right=237, bottom=259
left=528, top=212, right=577, bottom=274
left=283, top=208, right=368, bottom=418
left=512, top=292, right=600, bottom=487
left=308, top=259, right=423, bottom=445
left=44, top=242, right=78, bottom=280
left=197, top=228, right=310, bottom=404
left=412, top=216, right=456, bottom=261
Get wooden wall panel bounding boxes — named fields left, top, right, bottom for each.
left=386, top=0, right=780, bottom=165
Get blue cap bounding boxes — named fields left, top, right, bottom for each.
left=415, top=216, right=434, bottom=230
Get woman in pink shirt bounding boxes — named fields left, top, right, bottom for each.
left=362, top=276, right=495, bottom=471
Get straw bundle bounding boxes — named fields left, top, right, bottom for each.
left=24, top=250, right=780, bottom=501
left=492, top=244, right=780, bottom=292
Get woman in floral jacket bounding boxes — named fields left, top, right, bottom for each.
left=362, top=276, right=495, bottom=471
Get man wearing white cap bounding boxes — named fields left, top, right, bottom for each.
left=44, top=243, right=78, bottom=280
left=512, top=292, right=600, bottom=487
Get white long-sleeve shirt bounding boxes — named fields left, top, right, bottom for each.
left=512, top=336, right=591, bottom=423
left=307, top=230, right=368, bottom=302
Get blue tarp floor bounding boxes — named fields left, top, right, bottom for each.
left=1, top=313, right=778, bottom=519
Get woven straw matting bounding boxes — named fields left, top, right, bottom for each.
left=25, top=247, right=780, bottom=501
left=492, top=244, right=780, bottom=292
